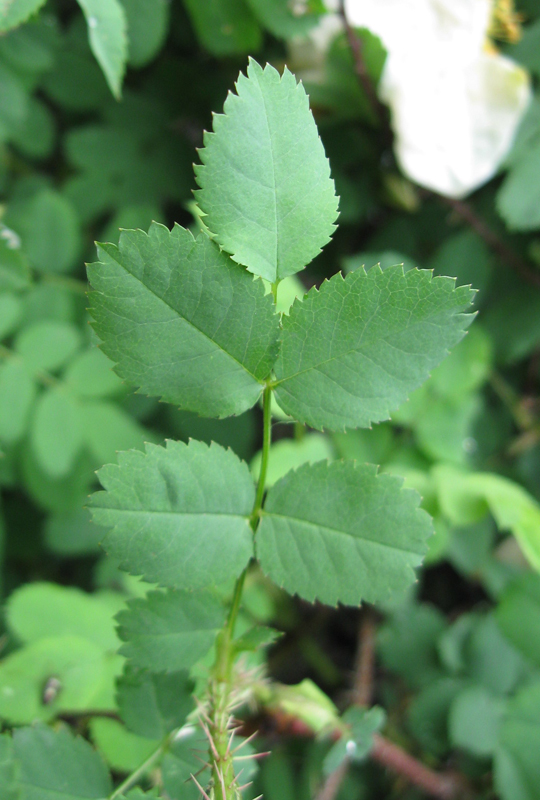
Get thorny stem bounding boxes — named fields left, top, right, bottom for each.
left=205, top=380, right=274, bottom=798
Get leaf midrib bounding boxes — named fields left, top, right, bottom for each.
left=262, top=510, right=424, bottom=557
left=253, top=69, right=278, bottom=277
left=273, top=306, right=456, bottom=386
left=103, top=246, right=265, bottom=385
left=94, top=509, right=251, bottom=519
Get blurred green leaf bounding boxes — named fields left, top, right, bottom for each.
left=7, top=582, right=120, bottom=651
left=183, top=0, right=261, bottom=56
left=30, top=388, right=83, bottom=478
left=0, top=0, right=48, bottom=32
left=12, top=725, right=111, bottom=800
left=120, top=0, right=169, bottom=67
left=497, top=573, right=540, bottom=667
left=495, top=682, right=540, bottom=800
left=76, top=0, right=127, bottom=99
left=449, top=685, right=505, bottom=757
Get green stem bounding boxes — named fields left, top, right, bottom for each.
left=271, top=281, right=279, bottom=304
left=206, top=381, right=274, bottom=798
left=251, top=383, right=272, bottom=529
left=109, top=733, right=173, bottom=799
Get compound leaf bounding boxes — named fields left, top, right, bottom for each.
left=87, top=223, right=280, bottom=419
left=273, top=267, right=475, bottom=431
left=257, top=461, right=431, bottom=606
left=76, top=0, right=127, bottom=99
left=90, top=439, right=255, bottom=590
left=117, top=665, right=194, bottom=739
left=117, top=589, right=226, bottom=673
left=12, top=725, right=111, bottom=800
left=195, top=59, right=339, bottom=282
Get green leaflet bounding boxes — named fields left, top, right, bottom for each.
left=30, top=388, right=83, bottom=479
left=0, top=0, right=47, bottom=32
left=76, top=0, right=127, bottom=99
left=120, top=0, right=169, bottom=68
left=448, top=686, right=504, bottom=758
left=0, top=734, right=19, bottom=800
left=90, top=439, right=255, bottom=590
left=183, top=0, right=261, bottom=56
left=273, top=267, right=475, bottom=431
left=497, top=574, right=540, bottom=667
left=495, top=682, right=540, bottom=800
left=433, top=465, right=540, bottom=573
left=0, top=636, right=107, bottom=724
left=245, top=0, right=321, bottom=38
left=0, top=234, right=31, bottom=290
left=117, top=665, right=194, bottom=739
left=257, top=461, right=431, bottom=607
left=195, top=59, right=339, bottom=282
left=0, top=358, right=35, bottom=446
left=323, top=706, right=386, bottom=775
left=12, top=725, right=111, bottom=800
left=87, top=223, right=280, bottom=419
left=117, top=589, right=226, bottom=672
left=14, top=321, right=81, bottom=373
left=89, top=718, right=157, bottom=774
left=6, top=581, right=120, bottom=652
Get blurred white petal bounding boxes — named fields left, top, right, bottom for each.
left=381, top=49, right=531, bottom=197
left=317, top=0, right=533, bottom=198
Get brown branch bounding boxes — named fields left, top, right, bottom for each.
left=438, top=195, right=540, bottom=290
left=315, top=757, right=350, bottom=800
left=338, top=0, right=540, bottom=291
left=371, top=735, right=465, bottom=800
left=315, top=609, right=467, bottom=800
left=352, top=610, right=376, bottom=707
left=337, top=0, right=389, bottom=129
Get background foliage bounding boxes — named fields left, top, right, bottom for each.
left=1, top=1, right=540, bottom=799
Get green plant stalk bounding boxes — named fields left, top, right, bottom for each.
left=109, top=731, right=175, bottom=799
left=206, top=381, right=274, bottom=798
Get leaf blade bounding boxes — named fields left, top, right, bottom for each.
left=274, top=267, right=475, bottom=431
left=87, top=223, right=280, bottom=419
left=90, top=439, right=255, bottom=590
left=13, top=725, right=111, bottom=800
left=117, top=589, right=226, bottom=673
left=76, top=0, right=127, bottom=99
left=195, top=59, right=339, bottom=282
left=257, top=460, right=431, bottom=607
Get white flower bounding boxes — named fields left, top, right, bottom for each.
left=345, top=0, right=532, bottom=198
